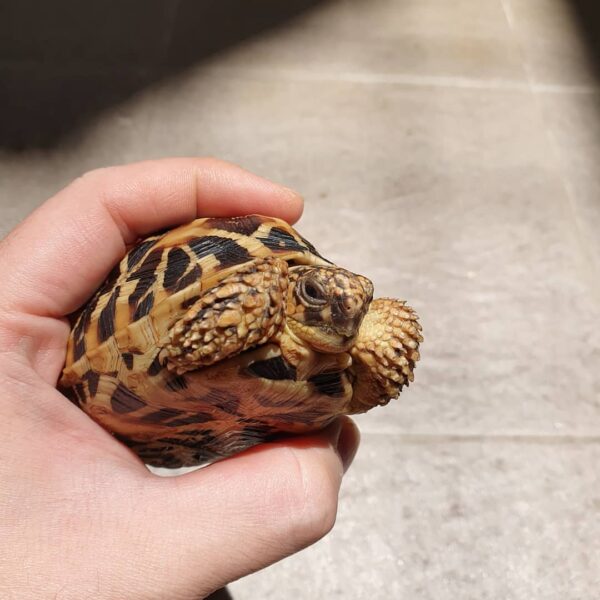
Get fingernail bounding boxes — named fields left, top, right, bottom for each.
left=336, top=417, right=360, bottom=473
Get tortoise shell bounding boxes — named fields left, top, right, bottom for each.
left=61, top=215, right=422, bottom=468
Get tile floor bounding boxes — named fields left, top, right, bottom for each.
left=1, top=0, right=599, bottom=598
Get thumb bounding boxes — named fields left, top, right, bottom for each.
left=141, top=418, right=360, bottom=599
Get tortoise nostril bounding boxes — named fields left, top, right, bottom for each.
left=341, top=296, right=356, bottom=314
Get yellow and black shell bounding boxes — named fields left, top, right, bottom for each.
left=61, top=215, right=422, bottom=468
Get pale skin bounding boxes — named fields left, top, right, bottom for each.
left=0, top=158, right=360, bottom=600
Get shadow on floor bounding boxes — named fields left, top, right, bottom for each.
left=569, top=0, right=600, bottom=84
left=0, top=0, right=328, bottom=150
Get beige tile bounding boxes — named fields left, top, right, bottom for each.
left=139, top=71, right=547, bottom=193
left=230, top=434, right=600, bottom=599
left=505, top=0, right=598, bottom=87
left=205, top=0, right=527, bottom=83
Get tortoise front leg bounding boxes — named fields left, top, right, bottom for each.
left=348, top=298, right=422, bottom=413
left=162, top=257, right=289, bottom=374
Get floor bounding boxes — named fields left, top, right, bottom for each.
left=1, top=1, right=600, bottom=598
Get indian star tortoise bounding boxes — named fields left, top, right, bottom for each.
left=60, top=215, right=422, bottom=468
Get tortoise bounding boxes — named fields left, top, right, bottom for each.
left=60, top=215, right=422, bottom=468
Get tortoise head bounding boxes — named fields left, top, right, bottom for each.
left=286, top=266, right=374, bottom=353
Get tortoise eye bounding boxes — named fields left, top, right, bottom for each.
left=299, top=278, right=327, bottom=306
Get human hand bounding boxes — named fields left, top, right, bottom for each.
left=0, top=158, right=360, bottom=600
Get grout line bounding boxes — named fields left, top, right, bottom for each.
left=532, top=82, right=599, bottom=95
left=1, top=57, right=597, bottom=96
left=208, top=65, right=599, bottom=95
left=359, top=432, right=600, bottom=445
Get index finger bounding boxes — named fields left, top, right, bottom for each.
left=0, top=158, right=303, bottom=317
